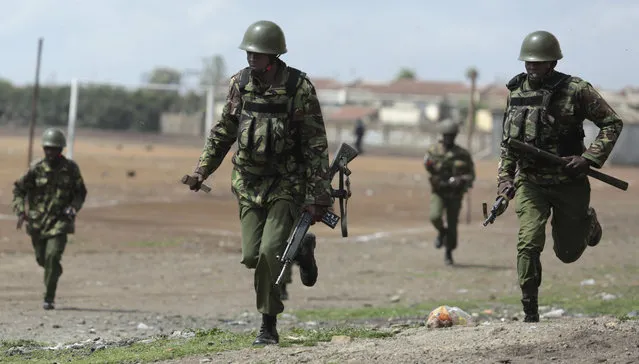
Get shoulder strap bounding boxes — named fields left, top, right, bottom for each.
left=285, top=67, right=304, bottom=97
left=285, top=67, right=306, bottom=165
left=238, top=67, right=251, bottom=94
left=506, top=73, right=527, bottom=91
left=544, top=71, right=572, bottom=91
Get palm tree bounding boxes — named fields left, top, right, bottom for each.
left=464, top=67, right=479, bottom=224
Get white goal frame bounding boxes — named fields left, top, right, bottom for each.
left=65, top=78, right=216, bottom=159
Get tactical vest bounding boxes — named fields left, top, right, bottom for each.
left=235, top=66, right=304, bottom=175
left=502, top=71, right=584, bottom=158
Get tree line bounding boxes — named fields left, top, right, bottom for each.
left=0, top=55, right=228, bottom=132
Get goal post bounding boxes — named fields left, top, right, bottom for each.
left=64, top=79, right=216, bottom=159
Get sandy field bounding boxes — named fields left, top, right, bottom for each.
left=0, top=128, right=637, bottom=363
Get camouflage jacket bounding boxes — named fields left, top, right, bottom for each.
left=12, top=156, right=87, bottom=238
left=195, top=60, right=332, bottom=208
left=424, top=142, right=475, bottom=197
left=498, top=71, right=623, bottom=185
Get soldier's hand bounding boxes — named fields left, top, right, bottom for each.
left=497, top=180, right=515, bottom=199
left=562, top=156, right=590, bottom=177
left=448, top=177, right=464, bottom=188
left=16, top=213, right=27, bottom=230
left=494, top=198, right=510, bottom=217
left=186, top=172, right=205, bottom=191
left=303, top=204, right=328, bottom=224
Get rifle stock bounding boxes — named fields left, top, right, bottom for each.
left=507, top=139, right=629, bottom=191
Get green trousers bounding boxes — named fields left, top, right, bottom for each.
left=515, top=178, right=592, bottom=296
left=429, top=193, right=463, bottom=250
left=239, top=199, right=298, bottom=316
left=31, top=234, right=67, bottom=303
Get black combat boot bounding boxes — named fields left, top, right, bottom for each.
left=279, top=283, right=289, bottom=301
left=444, top=249, right=454, bottom=266
left=252, top=314, right=279, bottom=346
left=521, top=297, right=540, bottom=323
left=587, top=207, right=602, bottom=247
left=297, top=233, right=318, bottom=287
left=434, top=228, right=447, bottom=249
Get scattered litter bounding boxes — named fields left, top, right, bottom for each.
left=426, top=306, right=473, bottom=328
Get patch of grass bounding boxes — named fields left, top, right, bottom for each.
left=292, top=299, right=485, bottom=322
left=0, top=326, right=395, bottom=364
left=539, top=286, right=639, bottom=317
left=0, top=329, right=252, bottom=364
left=0, top=339, right=46, bottom=351
left=292, top=289, right=638, bottom=323
left=617, top=314, right=638, bottom=322
left=284, top=326, right=394, bottom=347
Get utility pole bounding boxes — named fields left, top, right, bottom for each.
left=465, top=67, right=478, bottom=224
left=27, top=38, right=44, bottom=167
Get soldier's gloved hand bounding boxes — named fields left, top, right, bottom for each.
left=497, top=180, right=516, bottom=200
left=187, top=171, right=205, bottom=191
left=303, top=204, right=328, bottom=225
left=494, top=198, right=510, bottom=217
left=448, top=177, right=464, bottom=188
left=424, top=157, right=435, bottom=173
left=562, top=155, right=590, bottom=177
left=16, top=213, right=27, bottom=230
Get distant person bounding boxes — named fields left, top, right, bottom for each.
left=424, top=120, right=475, bottom=265
left=494, top=30, right=623, bottom=322
left=184, top=20, right=332, bottom=346
left=12, top=128, right=87, bottom=310
left=354, top=118, right=366, bottom=154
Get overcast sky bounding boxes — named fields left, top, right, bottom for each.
left=1, top=0, right=637, bottom=90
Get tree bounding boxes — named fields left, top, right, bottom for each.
left=395, top=67, right=416, bottom=81
left=145, top=67, right=182, bottom=85
left=464, top=66, right=479, bottom=224
left=199, top=55, right=227, bottom=87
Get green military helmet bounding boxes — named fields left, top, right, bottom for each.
left=41, top=127, right=67, bottom=148
left=518, top=30, right=563, bottom=62
left=438, top=119, right=460, bottom=135
left=238, top=20, right=287, bottom=55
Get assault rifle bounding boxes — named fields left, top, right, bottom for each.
left=507, top=138, right=629, bottom=191
left=275, top=142, right=358, bottom=286
left=482, top=186, right=515, bottom=227
left=482, top=138, right=629, bottom=227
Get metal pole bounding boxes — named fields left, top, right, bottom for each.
left=27, top=38, right=44, bottom=168
left=204, top=85, right=215, bottom=137
left=465, top=73, right=477, bottom=224
left=66, top=78, right=79, bottom=159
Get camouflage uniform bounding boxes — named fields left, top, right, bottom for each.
left=497, top=31, right=623, bottom=322
left=424, top=120, right=475, bottom=265
left=192, top=21, right=332, bottom=345
left=12, top=128, right=87, bottom=309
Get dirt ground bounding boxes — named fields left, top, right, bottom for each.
left=1, top=129, right=638, bottom=363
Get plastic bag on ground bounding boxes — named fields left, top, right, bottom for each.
left=426, top=305, right=473, bottom=328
